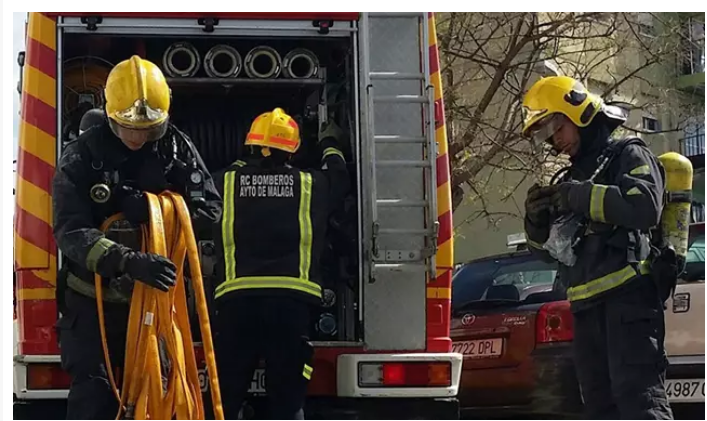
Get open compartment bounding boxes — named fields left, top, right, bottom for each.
left=60, top=30, right=362, bottom=343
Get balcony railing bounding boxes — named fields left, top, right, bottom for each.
left=679, top=46, right=705, bottom=76
left=680, top=17, right=705, bottom=76
left=680, top=134, right=706, bottom=157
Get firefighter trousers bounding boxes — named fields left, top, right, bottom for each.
left=572, top=276, right=674, bottom=420
left=215, top=295, right=313, bottom=420
left=56, top=288, right=129, bottom=420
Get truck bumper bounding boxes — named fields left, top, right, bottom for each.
left=242, top=396, right=460, bottom=420
left=13, top=398, right=67, bottom=420
left=13, top=395, right=460, bottom=420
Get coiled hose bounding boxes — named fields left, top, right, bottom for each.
left=282, top=48, right=319, bottom=79
left=95, top=192, right=224, bottom=420
left=244, top=46, right=282, bottom=79
left=163, top=42, right=201, bottom=78
left=204, top=45, right=242, bottom=78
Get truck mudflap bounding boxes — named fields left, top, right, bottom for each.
left=337, top=353, right=463, bottom=398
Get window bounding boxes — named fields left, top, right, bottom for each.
left=638, top=22, right=656, bottom=38
left=642, top=116, right=661, bottom=132
left=451, top=254, right=558, bottom=311
left=692, top=202, right=705, bottom=223
left=680, top=224, right=705, bottom=283
left=493, top=268, right=557, bottom=287
left=679, top=16, right=705, bottom=75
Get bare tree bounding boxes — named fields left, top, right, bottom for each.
left=437, top=12, right=704, bottom=228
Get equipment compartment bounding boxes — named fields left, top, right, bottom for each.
left=61, top=32, right=362, bottom=343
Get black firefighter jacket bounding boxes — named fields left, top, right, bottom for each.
left=213, top=142, right=350, bottom=306
left=525, top=124, right=665, bottom=312
left=52, top=122, right=222, bottom=302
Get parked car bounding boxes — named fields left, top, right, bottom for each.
left=451, top=241, right=579, bottom=418
left=452, top=223, right=705, bottom=418
left=664, top=222, right=705, bottom=419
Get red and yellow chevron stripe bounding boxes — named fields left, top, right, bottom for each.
left=14, top=13, right=59, bottom=355
left=426, top=13, right=454, bottom=353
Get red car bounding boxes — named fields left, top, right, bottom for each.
left=451, top=242, right=580, bottom=418
left=452, top=224, right=705, bottom=419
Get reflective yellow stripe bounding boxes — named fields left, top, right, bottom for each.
left=427, top=287, right=451, bottom=299
left=20, top=121, right=56, bottom=165
left=17, top=178, right=52, bottom=225
left=214, top=276, right=323, bottom=299
left=23, top=66, right=57, bottom=107
left=566, top=261, right=650, bottom=302
left=299, top=173, right=313, bottom=280
left=527, top=238, right=544, bottom=250
left=590, top=184, right=608, bottom=223
left=85, top=238, right=116, bottom=272
left=303, top=364, right=313, bottom=380
left=629, top=165, right=650, bottom=176
left=322, top=147, right=344, bottom=161
left=18, top=288, right=55, bottom=301
left=29, top=13, right=57, bottom=50
left=67, top=272, right=130, bottom=303
left=627, top=187, right=642, bottom=196
left=235, top=160, right=246, bottom=167
left=222, top=171, right=237, bottom=281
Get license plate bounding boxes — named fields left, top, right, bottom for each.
left=198, top=368, right=266, bottom=394
left=665, top=379, right=705, bottom=403
left=452, top=338, right=503, bottom=358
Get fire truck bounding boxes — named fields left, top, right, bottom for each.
left=13, top=12, right=461, bottom=419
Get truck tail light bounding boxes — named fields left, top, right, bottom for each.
left=26, top=363, right=71, bottom=390
left=358, top=362, right=451, bottom=387
left=536, top=300, right=573, bottom=344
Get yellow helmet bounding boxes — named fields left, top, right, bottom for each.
left=245, top=108, right=301, bottom=154
left=521, top=76, right=603, bottom=138
left=104, top=56, right=171, bottom=147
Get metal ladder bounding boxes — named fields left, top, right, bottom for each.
left=359, top=13, right=438, bottom=282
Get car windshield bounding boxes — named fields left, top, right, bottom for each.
left=682, top=226, right=705, bottom=283
left=452, top=253, right=558, bottom=311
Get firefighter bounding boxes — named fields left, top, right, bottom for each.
left=522, top=76, right=673, bottom=420
left=78, top=108, right=105, bottom=136
left=52, top=55, right=222, bottom=420
left=213, top=108, right=349, bottom=420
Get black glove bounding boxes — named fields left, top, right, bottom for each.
left=525, top=183, right=555, bottom=227
left=318, top=120, right=344, bottom=144
left=120, top=251, right=177, bottom=292
left=548, top=182, right=575, bottom=215
left=118, top=185, right=150, bottom=224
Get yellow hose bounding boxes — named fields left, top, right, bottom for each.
left=95, top=192, right=224, bottom=420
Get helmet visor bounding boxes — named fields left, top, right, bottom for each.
left=526, top=114, right=564, bottom=146
left=113, top=98, right=168, bottom=128
left=109, top=118, right=168, bottom=149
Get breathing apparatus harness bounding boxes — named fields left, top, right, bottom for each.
left=549, top=137, right=684, bottom=304
left=86, top=124, right=207, bottom=217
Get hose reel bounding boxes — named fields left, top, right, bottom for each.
left=163, top=41, right=201, bottom=78
left=204, top=45, right=242, bottom=78
left=283, top=48, right=319, bottom=79
left=244, top=46, right=282, bottom=79
left=62, top=56, right=113, bottom=141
